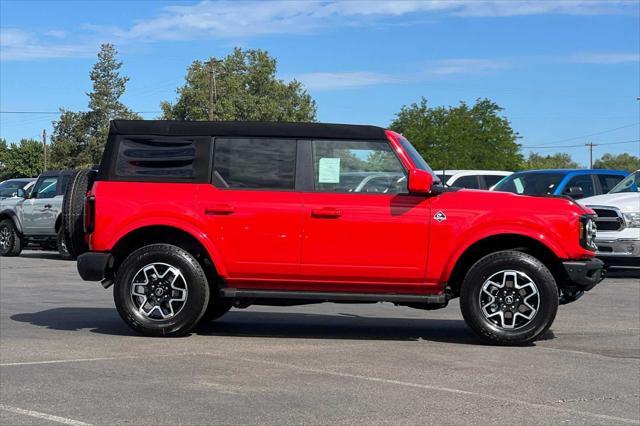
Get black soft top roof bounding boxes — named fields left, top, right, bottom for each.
left=109, top=120, right=387, bottom=140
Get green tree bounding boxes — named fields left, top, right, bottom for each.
left=4, top=139, right=44, bottom=178
left=161, top=48, right=316, bottom=122
left=49, top=44, right=139, bottom=169
left=524, top=152, right=578, bottom=169
left=0, top=138, right=9, bottom=180
left=389, top=98, right=522, bottom=171
left=593, top=152, right=640, bottom=172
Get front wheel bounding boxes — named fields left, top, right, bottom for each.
left=0, top=219, right=23, bottom=257
left=460, top=250, right=558, bottom=346
left=114, top=244, right=210, bottom=337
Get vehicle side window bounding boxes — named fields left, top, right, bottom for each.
left=213, top=138, right=296, bottom=190
left=484, top=175, right=505, bottom=188
left=114, top=136, right=209, bottom=181
left=598, top=175, right=624, bottom=193
left=311, top=140, right=406, bottom=194
left=60, top=174, right=71, bottom=195
left=564, top=175, right=594, bottom=198
left=452, top=175, right=480, bottom=189
left=34, top=177, right=58, bottom=199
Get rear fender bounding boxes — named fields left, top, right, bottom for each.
left=108, top=217, right=229, bottom=278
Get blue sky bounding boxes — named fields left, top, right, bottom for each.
left=1, top=0, right=638, bottom=167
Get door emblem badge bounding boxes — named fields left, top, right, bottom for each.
left=434, top=211, right=447, bottom=222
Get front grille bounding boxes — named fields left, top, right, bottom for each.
left=589, top=206, right=625, bottom=232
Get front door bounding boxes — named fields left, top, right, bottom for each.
left=199, top=137, right=303, bottom=283
left=301, top=139, right=430, bottom=293
left=21, top=175, right=59, bottom=235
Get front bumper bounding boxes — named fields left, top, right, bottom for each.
left=562, top=258, right=605, bottom=291
left=77, top=252, right=112, bottom=282
left=595, top=238, right=640, bottom=268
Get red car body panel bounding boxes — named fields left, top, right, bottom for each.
left=88, top=130, right=595, bottom=295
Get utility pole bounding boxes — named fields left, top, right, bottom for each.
left=585, top=142, right=598, bottom=168
left=42, top=129, right=47, bottom=172
left=208, top=60, right=217, bottom=121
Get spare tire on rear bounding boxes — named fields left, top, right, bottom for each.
left=62, top=168, right=97, bottom=259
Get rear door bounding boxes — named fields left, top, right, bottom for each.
left=300, top=139, right=430, bottom=292
left=199, top=137, right=303, bottom=282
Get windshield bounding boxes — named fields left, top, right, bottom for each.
left=493, top=172, right=566, bottom=195
left=395, top=135, right=439, bottom=183
left=609, top=171, right=639, bottom=193
left=0, top=180, right=30, bottom=197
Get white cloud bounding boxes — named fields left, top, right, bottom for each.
left=295, top=58, right=510, bottom=91
left=294, top=72, right=404, bottom=91
left=428, top=59, right=510, bottom=76
left=76, top=0, right=639, bottom=43
left=570, top=52, right=640, bottom=64
left=1, top=0, right=636, bottom=60
left=0, top=28, right=93, bottom=60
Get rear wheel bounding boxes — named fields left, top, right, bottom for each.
left=460, top=250, right=558, bottom=346
left=62, top=168, right=96, bottom=259
left=114, top=244, right=210, bottom=337
left=0, top=219, right=23, bottom=257
left=57, top=228, right=72, bottom=260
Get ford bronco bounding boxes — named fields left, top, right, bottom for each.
left=75, top=120, right=604, bottom=344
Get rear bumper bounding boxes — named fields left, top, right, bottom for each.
left=77, top=252, right=111, bottom=281
left=562, top=258, right=605, bottom=292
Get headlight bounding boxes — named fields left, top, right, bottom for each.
left=580, top=216, right=597, bottom=250
left=623, top=212, right=640, bottom=228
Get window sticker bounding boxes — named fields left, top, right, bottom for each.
left=318, top=157, right=340, bottom=183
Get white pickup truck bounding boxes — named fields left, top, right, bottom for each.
left=580, top=170, right=640, bottom=270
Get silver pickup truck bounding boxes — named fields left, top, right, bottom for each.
left=0, top=170, right=74, bottom=257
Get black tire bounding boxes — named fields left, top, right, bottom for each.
left=114, top=244, right=210, bottom=337
left=57, top=228, right=72, bottom=260
left=201, top=298, right=232, bottom=322
left=0, top=218, right=23, bottom=257
left=62, top=168, right=96, bottom=259
left=460, top=250, right=559, bottom=346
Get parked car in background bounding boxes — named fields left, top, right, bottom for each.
left=75, top=120, right=604, bottom=345
left=0, top=178, right=36, bottom=199
left=580, top=170, right=640, bottom=270
left=433, top=170, right=512, bottom=190
left=492, top=169, right=628, bottom=199
left=0, top=170, right=75, bottom=257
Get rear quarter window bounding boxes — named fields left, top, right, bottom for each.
left=112, top=136, right=211, bottom=182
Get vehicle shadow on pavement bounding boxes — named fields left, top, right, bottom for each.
left=10, top=308, right=137, bottom=336
left=20, top=252, right=68, bottom=261
left=10, top=308, right=555, bottom=345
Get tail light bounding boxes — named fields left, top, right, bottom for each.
left=84, top=194, right=95, bottom=234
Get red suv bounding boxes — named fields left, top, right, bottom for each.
left=76, top=120, right=604, bottom=345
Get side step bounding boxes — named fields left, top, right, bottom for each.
left=220, top=289, right=446, bottom=304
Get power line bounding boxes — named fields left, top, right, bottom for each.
left=522, top=139, right=640, bottom=149
left=522, top=122, right=640, bottom=148
left=0, top=111, right=162, bottom=114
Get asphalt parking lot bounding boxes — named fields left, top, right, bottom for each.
left=0, top=251, right=639, bottom=425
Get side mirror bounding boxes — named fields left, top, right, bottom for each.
left=408, top=169, right=434, bottom=194
left=16, top=188, right=26, bottom=198
left=567, top=186, right=584, bottom=199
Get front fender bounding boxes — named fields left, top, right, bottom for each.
left=0, top=209, right=22, bottom=234
left=438, top=225, right=568, bottom=284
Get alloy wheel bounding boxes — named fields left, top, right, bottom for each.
left=0, top=226, right=10, bottom=250
left=130, top=262, right=188, bottom=320
left=478, top=270, right=540, bottom=330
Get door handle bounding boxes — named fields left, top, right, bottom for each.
left=205, top=204, right=235, bottom=215
left=44, top=204, right=52, bottom=209
left=311, top=207, right=342, bottom=218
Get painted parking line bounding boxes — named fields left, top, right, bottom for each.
left=0, top=404, right=92, bottom=426
left=230, top=355, right=640, bottom=425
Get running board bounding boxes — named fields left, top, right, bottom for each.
left=220, top=289, right=446, bottom=304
